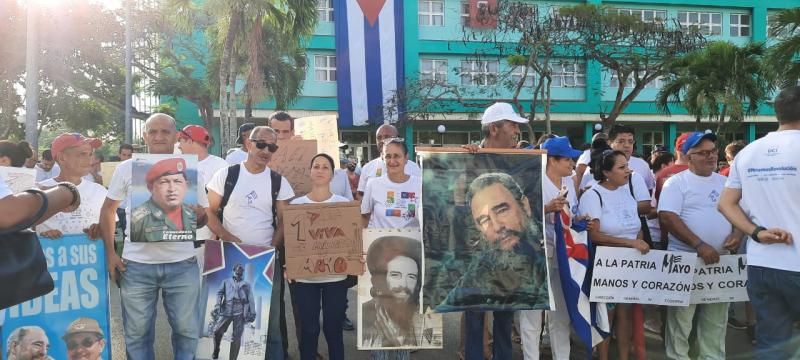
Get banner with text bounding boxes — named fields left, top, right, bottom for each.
left=295, top=115, right=340, bottom=167
left=1, top=234, right=111, bottom=360
left=270, top=139, right=317, bottom=196
left=590, top=247, right=697, bottom=306
left=690, top=255, right=749, bottom=304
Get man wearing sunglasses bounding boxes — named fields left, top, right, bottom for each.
left=61, top=318, right=106, bottom=360
left=206, top=126, right=295, bottom=360
left=356, top=124, right=421, bottom=200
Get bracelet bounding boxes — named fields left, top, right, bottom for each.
left=751, top=226, right=766, bottom=243
left=56, top=182, right=80, bottom=208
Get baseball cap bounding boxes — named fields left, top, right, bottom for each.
left=675, top=132, right=691, bottom=154
left=481, top=102, right=529, bottom=125
left=681, top=131, right=718, bottom=154
left=51, top=133, right=102, bottom=157
left=146, top=157, right=187, bottom=184
left=236, top=123, right=256, bottom=144
left=541, top=136, right=582, bottom=158
left=62, top=317, right=104, bottom=340
left=180, top=125, right=211, bottom=146
left=651, top=144, right=668, bottom=155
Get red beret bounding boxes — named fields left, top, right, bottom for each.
left=146, top=158, right=187, bottom=184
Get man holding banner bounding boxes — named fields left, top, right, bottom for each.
left=658, top=131, right=743, bottom=360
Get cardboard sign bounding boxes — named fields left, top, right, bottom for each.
left=590, top=247, right=698, bottom=306
left=283, top=201, right=363, bottom=279
left=100, top=161, right=120, bottom=188
left=0, top=166, right=35, bottom=193
left=690, top=254, right=749, bottom=304
left=1, top=234, right=112, bottom=360
left=295, top=115, right=340, bottom=167
left=270, top=139, right=317, bottom=196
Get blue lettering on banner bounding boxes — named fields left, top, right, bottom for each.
left=1, top=234, right=111, bottom=360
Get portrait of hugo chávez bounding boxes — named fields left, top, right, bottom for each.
left=361, top=235, right=424, bottom=348
left=438, top=172, right=550, bottom=311
left=131, top=157, right=196, bottom=242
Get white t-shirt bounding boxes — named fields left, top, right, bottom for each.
left=629, top=156, right=655, bottom=191
left=579, top=183, right=641, bottom=241
left=0, top=178, right=11, bottom=199
left=543, top=175, right=579, bottom=259
left=35, top=163, right=60, bottom=182
left=81, top=174, right=95, bottom=183
left=290, top=194, right=350, bottom=283
left=207, top=165, right=295, bottom=246
left=331, top=169, right=354, bottom=200
left=107, top=159, right=210, bottom=264
left=196, top=155, right=229, bottom=240
left=583, top=172, right=650, bottom=203
left=726, top=130, right=800, bottom=271
left=577, top=149, right=591, bottom=166
left=356, top=158, right=422, bottom=192
left=225, top=148, right=248, bottom=165
left=361, top=175, right=421, bottom=229
left=37, top=178, right=109, bottom=236
left=658, top=170, right=731, bottom=253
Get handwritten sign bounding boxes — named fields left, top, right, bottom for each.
left=270, top=139, right=317, bottom=196
left=0, top=166, right=35, bottom=193
left=590, top=247, right=697, bottom=306
left=689, top=255, right=749, bottom=304
left=100, top=161, right=121, bottom=188
left=283, top=201, right=363, bottom=279
left=295, top=115, right=340, bottom=167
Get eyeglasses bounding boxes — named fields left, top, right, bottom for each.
left=384, top=137, right=405, bottom=144
left=688, top=148, right=718, bottom=158
left=250, top=140, right=279, bottom=153
left=67, top=337, right=99, bottom=351
left=613, top=139, right=635, bottom=145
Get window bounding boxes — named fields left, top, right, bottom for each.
left=617, top=8, right=667, bottom=23
left=641, top=131, right=665, bottom=157
left=314, top=55, right=336, bottom=82
left=316, top=0, right=334, bottom=22
left=419, top=0, right=444, bottom=26
left=420, top=59, right=448, bottom=83
left=730, top=14, right=750, bottom=37
left=551, top=7, right=576, bottom=29
left=551, top=62, right=586, bottom=87
left=511, top=66, right=535, bottom=87
left=461, top=1, right=470, bottom=26
left=678, top=11, right=722, bottom=36
left=609, top=72, right=664, bottom=89
left=460, top=60, right=498, bottom=86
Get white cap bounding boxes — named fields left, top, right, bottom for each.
left=480, top=102, right=529, bottom=125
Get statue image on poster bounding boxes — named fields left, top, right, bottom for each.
left=130, top=154, right=199, bottom=242
left=197, top=241, right=276, bottom=360
left=1, top=234, right=112, bottom=360
left=358, top=229, right=443, bottom=350
left=418, top=149, right=551, bottom=313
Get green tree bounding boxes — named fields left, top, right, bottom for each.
left=767, top=7, right=800, bottom=88
left=656, top=41, right=772, bottom=132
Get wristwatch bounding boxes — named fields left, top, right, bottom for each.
left=751, top=226, right=766, bottom=243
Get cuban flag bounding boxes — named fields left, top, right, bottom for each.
left=553, top=209, right=609, bottom=357
left=334, top=0, right=404, bottom=127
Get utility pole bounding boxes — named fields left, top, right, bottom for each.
left=25, top=3, right=39, bottom=150
left=124, top=0, right=133, bottom=144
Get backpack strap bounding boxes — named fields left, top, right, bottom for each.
left=270, top=170, right=282, bottom=230
left=591, top=188, right=603, bottom=209
left=218, top=164, right=241, bottom=221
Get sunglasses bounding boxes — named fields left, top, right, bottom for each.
left=67, top=336, right=99, bottom=351
left=250, top=140, right=279, bottom=153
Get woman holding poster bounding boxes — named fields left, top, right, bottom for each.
left=360, top=138, right=421, bottom=360
left=579, top=143, right=649, bottom=360
left=287, top=153, right=351, bottom=360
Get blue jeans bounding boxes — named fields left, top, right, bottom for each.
left=266, top=255, right=285, bottom=360
left=120, top=257, right=200, bottom=360
left=291, top=280, right=348, bottom=360
left=465, top=311, right=513, bottom=360
left=747, top=265, right=800, bottom=360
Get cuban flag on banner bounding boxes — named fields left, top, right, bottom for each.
left=334, top=0, right=404, bottom=127
left=553, top=209, right=609, bottom=357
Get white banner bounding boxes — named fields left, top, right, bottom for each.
left=590, top=247, right=697, bottom=306
left=690, top=255, right=749, bottom=304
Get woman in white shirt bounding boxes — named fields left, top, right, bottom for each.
left=286, top=153, right=350, bottom=360
left=579, top=147, right=649, bottom=360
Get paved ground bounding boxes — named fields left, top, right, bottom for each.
left=109, top=285, right=796, bottom=360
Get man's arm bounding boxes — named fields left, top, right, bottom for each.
left=99, top=197, right=125, bottom=281
left=659, top=211, right=719, bottom=264
left=718, top=187, right=793, bottom=245
left=204, top=189, right=240, bottom=242
left=272, top=199, right=289, bottom=248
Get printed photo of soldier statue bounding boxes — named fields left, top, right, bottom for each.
left=210, top=264, right=256, bottom=360
left=130, top=154, right=199, bottom=242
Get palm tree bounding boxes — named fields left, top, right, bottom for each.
left=767, top=7, right=800, bottom=88
left=656, top=41, right=772, bottom=132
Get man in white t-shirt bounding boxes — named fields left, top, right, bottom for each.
left=225, top=123, right=255, bottom=165
left=35, top=149, right=61, bottom=182
left=659, top=131, right=743, bottom=359
left=356, top=124, right=421, bottom=199
left=37, top=133, right=107, bottom=239
left=718, top=87, right=800, bottom=360
left=98, top=113, right=210, bottom=359
left=178, top=124, right=228, bottom=241
left=206, top=126, right=295, bottom=360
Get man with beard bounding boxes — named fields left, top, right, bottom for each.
left=131, top=157, right=195, bottom=243
left=62, top=318, right=106, bottom=360
left=6, top=326, right=49, bottom=360
left=361, top=236, right=423, bottom=348
left=441, top=172, right=549, bottom=309
left=211, top=263, right=256, bottom=360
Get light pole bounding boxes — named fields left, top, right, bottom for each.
left=25, top=3, right=39, bottom=150
left=124, top=0, right=133, bottom=144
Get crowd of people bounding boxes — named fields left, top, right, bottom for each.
left=1, top=86, right=799, bottom=360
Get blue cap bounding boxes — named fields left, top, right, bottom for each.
left=681, top=131, right=717, bottom=154
left=541, top=136, right=582, bottom=158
